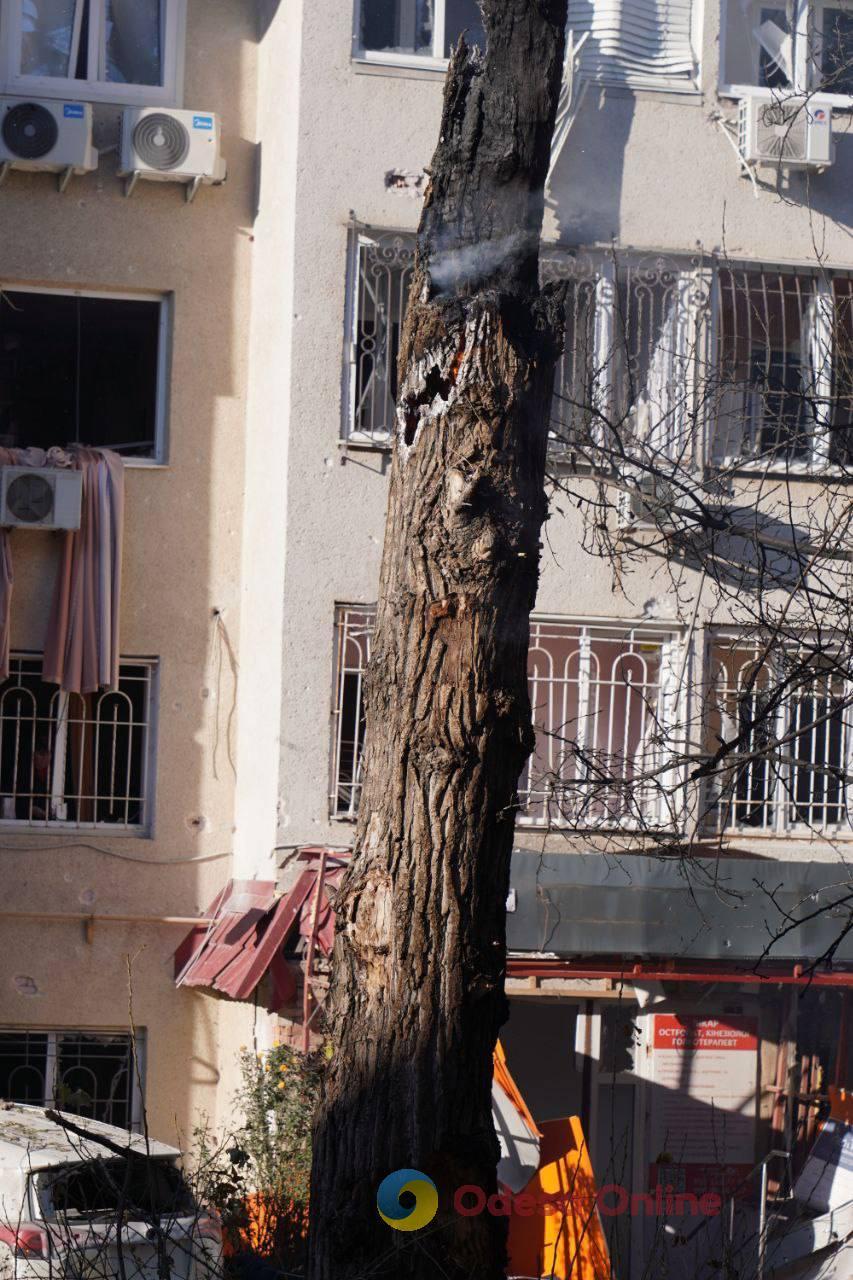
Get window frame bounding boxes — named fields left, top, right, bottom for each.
left=0, top=653, right=159, bottom=836
left=718, top=0, right=853, bottom=107
left=706, top=635, right=853, bottom=837
left=0, top=1027, right=146, bottom=1131
left=0, top=0, right=187, bottom=107
left=709, top=262, right=853, bottom=474
left=330, top=605, right=686, bottom=832
left=0, top=282, right=172, bottom=466
left=352, top=0, right=469, bottom=70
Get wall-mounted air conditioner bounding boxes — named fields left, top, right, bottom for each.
left=739, top=94, right=834, bottom=170
left=0, top=468, right=83, bottom=530
left=0, top=98, right=97, bottom=191
left=119, top=108, right=226, bottom=201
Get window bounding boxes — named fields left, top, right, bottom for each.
left=0, top=288, right=168, bottom=462
left=543, top=251, right=702, bottom=467
left=567, top=0, right=698, bottom=91
left=354, top=0, right=486, bottom=65
left=0, top=1029, right=143, bottom=1129
left=331, top=608, right=373, bottom=817
left=712, top=267, right=853, bottom=468
left=721, top=0, right=853, bottom=101
left=331, top=608, right=683, bottom=829
left=344, top=231, right=416, bottom=446
left=708, top=640, right=853, bottom=833
left=0, top=0, right=185, bottom=105
left=0, top=655, right=156, bottom=831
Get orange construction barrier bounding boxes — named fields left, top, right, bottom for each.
left=507, top=1116, right=611, bottom=1280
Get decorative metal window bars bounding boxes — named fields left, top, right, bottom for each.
left=0, top=1029, right=143, bottom=1130
left=331, top=608, right=683, bottom=829
left=520, top=620, right=682, bottom=828
left=707, top=640, right=853, bottom=833
left=712, top=267, right=853, bottom=467
left=331, top=609, right=374, bottom=818
left=0, top=656, right=155, bottom=831
left=345, top=231, right=417, bottom=446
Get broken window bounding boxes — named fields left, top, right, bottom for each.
left=0, top=1030, right=142, bottom=1130
left=712, top=267, right=852, bottom=468
left=0, top=655, right=156, bottom=831
left=3, top=0, right=185, bottom=105
left=721, top=0, right=853, bottom=98
left=332, top=609, right=683, bottom=829
left=707, top=640, right=853, bottom=833
left=355, top=0, right=486, bottom=61
left=40, top=1157, right=192, bottom=1218
left=567, top=0, right=698, bottom=90
left=0, top=289, right=167, bottom=461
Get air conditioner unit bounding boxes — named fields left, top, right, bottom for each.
left=120, top=107, right=226, bottom=201
left=0, top=98, right=97, bottom=190
left=739, top=94, right=834, bottom=170
left=0, top=467, right=83, bottom=531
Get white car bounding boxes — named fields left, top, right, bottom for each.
left=0, top=1104, right=222, bottom=1280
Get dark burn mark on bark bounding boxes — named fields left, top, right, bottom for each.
left=403, top=364, right=454, bottom=446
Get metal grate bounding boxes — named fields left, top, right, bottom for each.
left=707, top=641, right=853, bottom=833
left=520, top=620, right=681, bottom=828
left=0, top=656, right=155, bottom=831
left=711, top=267, right=853, bottom=467
left=0, top=1029, right=143, bottom=1131
left=331, top=609, right=682, bottom=829
left=330, top=609, right=374, bottom=818
left=345, top=232, right=416, bottom=446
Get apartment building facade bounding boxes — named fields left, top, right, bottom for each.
left=0, top=0, right=299, bottom=1146
left=262, top=1, right=853, bottom=1275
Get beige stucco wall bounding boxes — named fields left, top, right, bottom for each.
left=275, top=0, right=853, bottom=866
left=0, top=0, right=285, bottom=1145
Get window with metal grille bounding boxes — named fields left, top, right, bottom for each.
left=0, top=656, right=156, bottom=831
left=0, top=1029, right=143, bottom=1130
left=344, top=232, right=416, bottom=447
left=354, top=0, right=486, bottom=63
left=331, top=608, right=682, bottom=828
left=712, top=268, right=853, bottom=468
left=707, top=641, right=853, bottom=834
left=542, top=251, right=703, bottom=467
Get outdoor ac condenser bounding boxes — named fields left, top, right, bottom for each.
left=0, top=467, right=83, bottom=531
left=119, top=107, right=226, bottom=200
left=0, top=97, right=97, bottom=189
left=739, top=94, right=834, bottom=170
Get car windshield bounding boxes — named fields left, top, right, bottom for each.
left=39, top=1157, right=195, bottom=1220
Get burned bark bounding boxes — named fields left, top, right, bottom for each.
left=308, top=4, right=569, bottom=1277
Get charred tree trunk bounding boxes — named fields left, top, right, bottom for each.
left=308, top=4, right=568, bottom=1277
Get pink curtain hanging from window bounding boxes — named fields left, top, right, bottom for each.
left=43, top=448, right=125, bottom=695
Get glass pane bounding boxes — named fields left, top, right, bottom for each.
left=820, top=7, right=853, bottom=94
left=20, top=0, right=81, bottom=78
left=105, top=0, right=163, bottom=86
left=758, top=6, right=791, bottom=88
left=360, top=0, right=433, bottom=55
left=444, top=0, right=486, bottom=55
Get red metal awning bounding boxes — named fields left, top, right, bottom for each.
left=174, top=849, right=348, bottom=1013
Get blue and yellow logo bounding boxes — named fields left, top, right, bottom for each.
left=376, top=1168, right=439, bottom=1232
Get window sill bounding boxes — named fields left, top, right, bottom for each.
left=718, top=83, right=853, bottom=110
left=0, top=822, right=150, bottom=838
left=351, top=54, right=447, bottom=81
left=124, top=457, right=169, bottom=470
left=339, top=437, right=392, bottom=453
left=1, top=78, right=180, bottom=109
